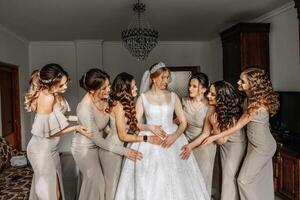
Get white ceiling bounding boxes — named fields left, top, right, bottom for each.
left=0, top=0, right=293, bottom=41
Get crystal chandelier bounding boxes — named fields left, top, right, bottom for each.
left=121, top=0, right=158, bottom=61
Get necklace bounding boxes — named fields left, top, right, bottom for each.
left=90, top=94, right=107, bottom=112
left=189, top=97, right=206, bottom=111
left=149, top=90, right=169, bottom=105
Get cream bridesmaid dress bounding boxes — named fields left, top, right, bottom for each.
left=71, top=102, right=125, bottom=200
left=237, top=110, right=276, bottom=200
left=98, top=116, right=127, bottom=200
left=182, top=97, right=216, bottom=197
left=219, top=128, right=246, bottom=200
left=27, top=99, right=70, bottom=200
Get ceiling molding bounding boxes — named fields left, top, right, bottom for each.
left=103, top=41, right=208, bottom=46
left=0, top=24, right=28, bottom=44
left=251, top=1, right=295, bottom=22
left=75, top=40, right=103, bottom=46
left=29, top=41, right=75, bottom=47
left=219, top=1, right=295, bottom=34
left=1, top=0, right=291, bottom=41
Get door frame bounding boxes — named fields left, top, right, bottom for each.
left=167, top=66, right=201, bottom=74
left=0, top=61, right=21, bottom=150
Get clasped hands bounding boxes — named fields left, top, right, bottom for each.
left=75, top=125, right=93, bottom=137
left=148, top=125, right=178, bottom=148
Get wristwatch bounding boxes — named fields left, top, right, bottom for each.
left=143, top=135, right=148, bottom=142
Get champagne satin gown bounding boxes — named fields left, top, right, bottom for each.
left=27, top=100, right=70, bottom=200
left=237, top=110, right=276, bottom=200
left=71, top=102, right=125, bottom=200
left=219, top=128, right=246, bottom=200
left=182, top=98, right=216, bottom=197
left=98, top=116, right=126, bottom=200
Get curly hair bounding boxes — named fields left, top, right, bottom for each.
left=24, top=70, right=41, bottom=112
left=24, top=63, right=69, bottom=112
left=109, top=72, right=139, bottom=133
left=213, top=81, right=243, bottom=131
left=242, top=67, right=279, bottom=116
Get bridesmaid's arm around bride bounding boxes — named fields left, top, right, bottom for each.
left=113, top=101, right=162, bottom=145
left=180, top=106, right=215, bottom=159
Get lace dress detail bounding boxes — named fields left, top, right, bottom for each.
left=115, top=92, right=209, bottom=200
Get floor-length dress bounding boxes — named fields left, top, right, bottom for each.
left=27, top=100, right=70, bottom=200
left=182, top=98, right=216, bottom=197
left=237, top=110, right=276, bottom=200
left=219, top=129, right=246, bottom=200
left=71, top=102, right=125, bottom=200
left=115, top=92, right=209, bottom=200
left=98, top=116, right=125, bottom=200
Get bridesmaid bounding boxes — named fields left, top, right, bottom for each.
left=180, top=72, right=216, bottom=196
left=71, top=69, right=143, bottom=200
left=202, top=68, right=279, bottom=200
left=208, top=81, right=246, bottom=200
left=181, top=81, right=246, bottom=200
left=25, top=63, right=91, bottom=200
left=100, top=72, right=162, bottom=200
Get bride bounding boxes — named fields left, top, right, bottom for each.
left=115, top=62, right=209, bottom=200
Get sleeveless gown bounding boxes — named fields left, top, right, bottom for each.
left=237, top=110, right=276, bottom=200
left=219, top=128, right=246, bottom=200
left=98, top=116, right=126, bottom=200
left=182, top=98, right=216, bottom=197
left=115, top=92, right=209, bottom=200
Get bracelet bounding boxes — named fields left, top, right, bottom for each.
left=143, top=135, right=148, bottom=142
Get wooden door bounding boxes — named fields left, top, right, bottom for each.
left=0, top=62, right=21, bottom=150
left=222, top=36, right=241, bottom=87
left=240, top=32, right=270, bottom=75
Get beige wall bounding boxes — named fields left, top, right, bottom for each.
left=29, top=40, right=223, bottom=151
left=1, top=1, right=298, bottom=151
left=252, top=2, right=300, bottom=91
left=0, top=25, right=29, bottom=149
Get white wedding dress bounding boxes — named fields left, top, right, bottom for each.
left=115, top=92, right=209, bottom=200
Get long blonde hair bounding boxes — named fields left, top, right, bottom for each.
left=24, top=70, right=40, bottom=112
left=24, top=63, right=69, bottom=112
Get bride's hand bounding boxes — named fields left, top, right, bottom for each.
left=148, top=135, right=163, bottom=145
left=161, top=133, right=178, bottom=148
left=124, top=148, right=143, bottom=161
left=76, top=125, right=93, bottom=137
left=180, top=144, right=192, bottom=160
left=149, top=125, right=167, bottom=139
